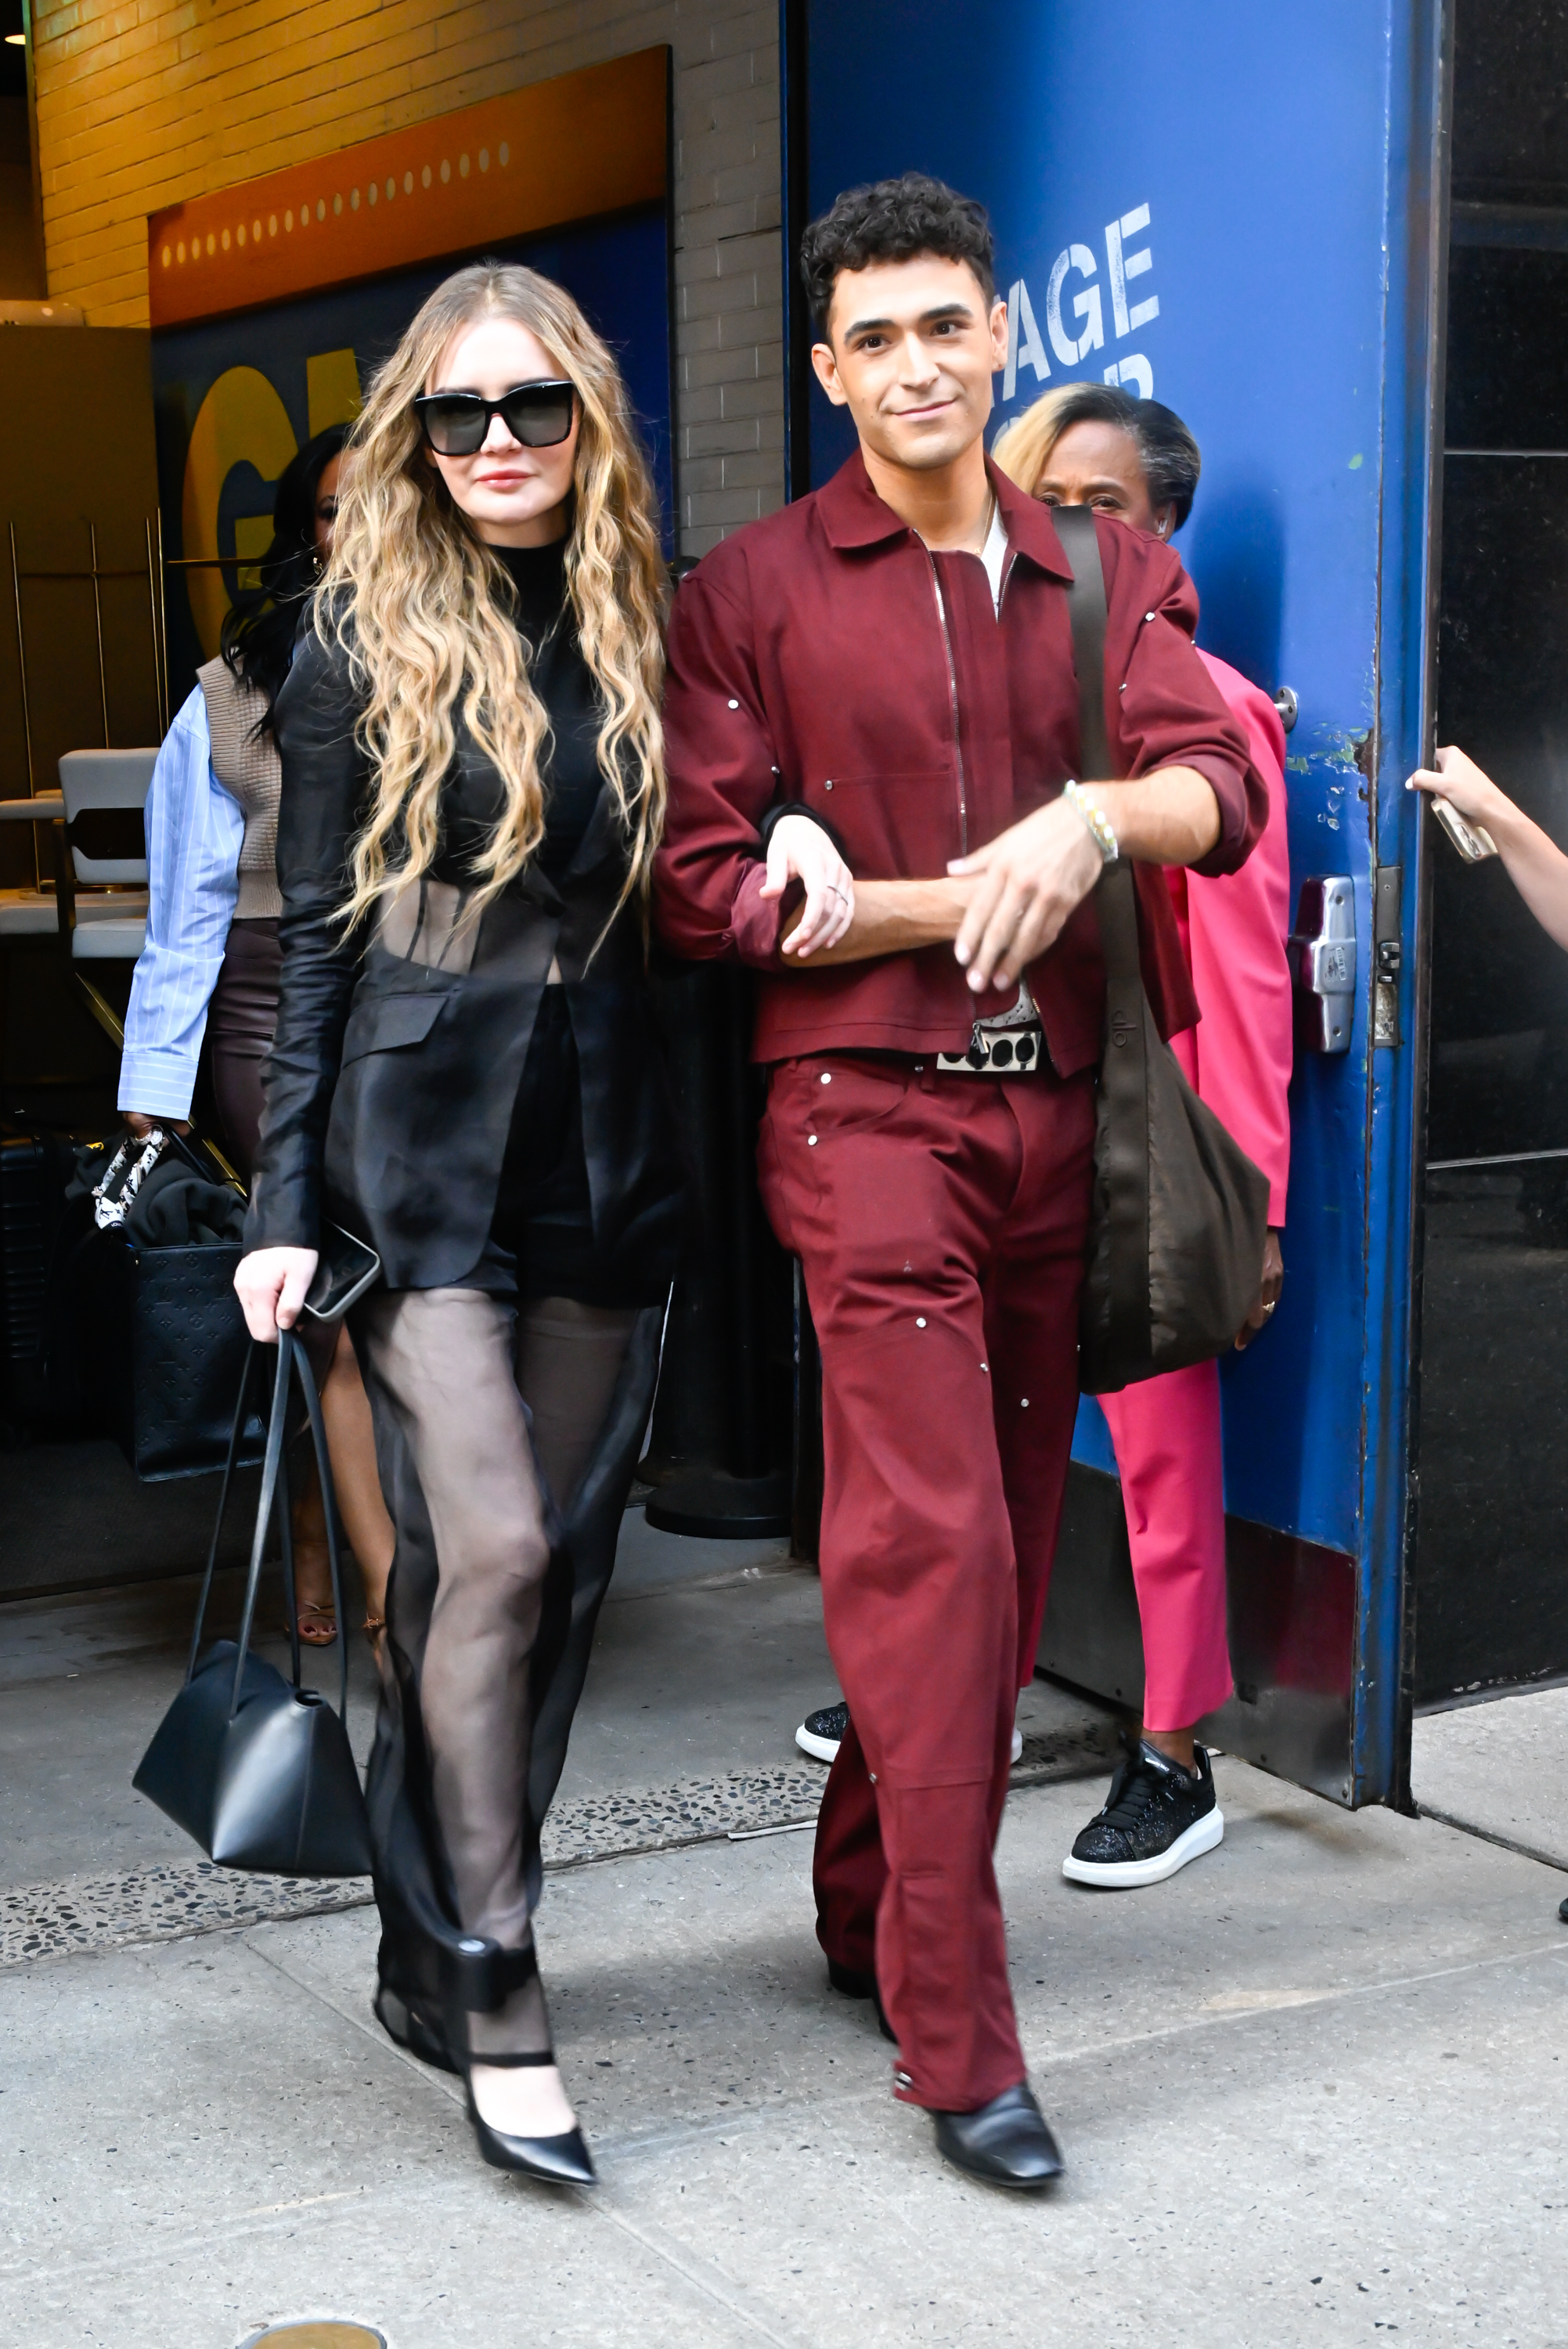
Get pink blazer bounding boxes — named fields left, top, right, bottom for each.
left=1163, top=651, right=1293, bottom=1224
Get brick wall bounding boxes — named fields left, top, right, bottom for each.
left=30, top=0, right=786, bottom=554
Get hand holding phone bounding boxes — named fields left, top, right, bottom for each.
left=1430, top=796, right=1499, bottom=864
left=304, top=1224, right=383, bottom=1321
left=1408, top=746, right=1503, bottom=861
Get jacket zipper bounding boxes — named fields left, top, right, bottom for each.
left=923, top=544, right=968, bottom=857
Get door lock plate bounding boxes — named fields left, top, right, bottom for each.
left=1372, top=864, right=1402, bottom=1050
left=1289, top=875, right=1356, bottom=1053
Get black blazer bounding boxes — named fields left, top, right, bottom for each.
left=245, top=622, right=684, bottom=1294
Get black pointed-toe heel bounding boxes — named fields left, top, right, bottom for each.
left=464, top=2051, right=597, bottom=2188
left=932, top=2080, right=1065, bottom=2190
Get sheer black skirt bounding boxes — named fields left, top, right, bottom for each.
left=349, top=988, right=666, bottom=2069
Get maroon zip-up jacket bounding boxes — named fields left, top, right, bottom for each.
left=654, top=452, right=1267, bottom=1075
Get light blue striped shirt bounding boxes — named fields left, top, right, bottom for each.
left=117, top=684, right=246, bottom=1120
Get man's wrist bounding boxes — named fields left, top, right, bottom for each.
left=1062, top=779, right=1119, bottom=864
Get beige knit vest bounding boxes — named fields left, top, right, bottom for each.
left=197, top=655, right=283, bottom=920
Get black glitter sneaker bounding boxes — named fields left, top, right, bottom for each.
left=1062, top=1741, right=1224, bottom=1888
left=796, top=1701, right=850, bottom=1763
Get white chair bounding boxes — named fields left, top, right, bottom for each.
left=56, top=749, right=156, bottom=964
left=0, top=789, right=65, bottom=940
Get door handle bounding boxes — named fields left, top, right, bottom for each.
left=1289, top=875, right=1356, bottom=1053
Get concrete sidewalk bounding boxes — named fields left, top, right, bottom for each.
left=1, top=1761, right=1565, bottom=2347
left=2, top=1506, right=1567, bottom=2347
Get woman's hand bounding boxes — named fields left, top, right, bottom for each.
left=235, top=1246, right=319, bottom=1342
left=1234, top=1229, right=1285, bottom=1351
left=123, top=1113, right=191, bottom=1139
left=762, top=814, right=856, bottom=958
left=1406, top=745, right=1509, bottom=828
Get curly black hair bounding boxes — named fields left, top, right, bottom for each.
left=800, top=171, right=996, bottom=337
left=221, top=423, right=350, bottom=734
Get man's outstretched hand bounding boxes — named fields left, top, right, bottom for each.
left=948, top=799, right=1103, bottom=993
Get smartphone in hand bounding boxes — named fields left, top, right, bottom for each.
left=1431, top=796, right=1499, bottom=864
left=303, top=1224, right=382, bottom=1320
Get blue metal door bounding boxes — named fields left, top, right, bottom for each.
left=797, top=1, right=1446, bottom=1804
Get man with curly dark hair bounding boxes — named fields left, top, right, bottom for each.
left=656, top=172, right=1267, bottom=2188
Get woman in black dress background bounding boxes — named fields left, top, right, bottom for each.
left=235, top=263, right=682, bottom=2187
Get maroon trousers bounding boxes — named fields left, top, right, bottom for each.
left=759, top=1052, right=1094, bottom=2112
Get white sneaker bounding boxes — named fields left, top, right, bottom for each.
left=795, top=1707, right=1024, bottom=1770
left=795, top=1701, right=849, bottom=1763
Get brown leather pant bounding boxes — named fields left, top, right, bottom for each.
left=207, top=915, right=280, bottom=1179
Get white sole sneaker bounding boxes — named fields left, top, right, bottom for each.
left=795, top=1723, right=1026, bottom=1767
left=1062, top=1805, right=1224, bottom=1889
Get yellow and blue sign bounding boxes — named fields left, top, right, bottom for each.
left=150, top=55, right=673, bottom=702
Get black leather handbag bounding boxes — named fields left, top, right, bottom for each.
left=1052, top=505, right=1272, bottom=1396
left=133, top=1330, right=373, bottom=1876
left=71, top=1126, right=265, bottom=1481
left=92, top=1232, right=266, bottom=1478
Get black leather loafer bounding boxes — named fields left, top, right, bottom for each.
left=933, top=2081, right=1065, bottom=2190
left=827, top=1956, right=896, bottom=2043
left=465, top=2082, right=597, bottom=2187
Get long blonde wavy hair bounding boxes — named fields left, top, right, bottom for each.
left=322, top=262, right=668, bottom=935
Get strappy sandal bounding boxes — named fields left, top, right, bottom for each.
left=362, top=1613, right=386, bottom=1647
left=294, top=1598, right=339, bottom=1647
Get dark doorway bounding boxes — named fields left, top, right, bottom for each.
left=0, top=0, right=43, bottom=301
left=1415, top=0, right=1568, bottom=1699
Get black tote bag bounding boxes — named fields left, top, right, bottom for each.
left=1051, top=505, right=1272, bottom=1395
left=90, top=1231, right=266, bottom=1478
left=133, top=1330, right=372, bottom=1877
left=71, top=1126, right=265, bottom=1481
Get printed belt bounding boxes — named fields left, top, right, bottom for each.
left=935, top=977, right=1045, bottom=1075
left=935, top=1025, right=1045, bottom=1074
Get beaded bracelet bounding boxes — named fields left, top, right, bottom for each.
left=1063, top=778, right=1119, bottom=864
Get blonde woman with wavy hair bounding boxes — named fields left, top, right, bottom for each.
left=236, top=262, right=685, bottom=2188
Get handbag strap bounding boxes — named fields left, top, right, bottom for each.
left=183, top=1338, right=261, bottom=1684
left=200, top=1328, right=351, bottom=1725
left=1052, top=504, right=1152, bottom=1365
left=290, top=1328, right=351, bottom=1724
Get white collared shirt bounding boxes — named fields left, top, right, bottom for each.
left=980, top=500, right=1009, bottom=615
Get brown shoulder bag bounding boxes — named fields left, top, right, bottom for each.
left=1051, top=503, right=1271, bottom=1395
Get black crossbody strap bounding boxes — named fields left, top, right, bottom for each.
left=1054, top=504, right=1113, bottom=781
left=1051, top=506, right=1152, bottom=1364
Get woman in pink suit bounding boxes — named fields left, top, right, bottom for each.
left=993, top=382, right=1292, bottom=1887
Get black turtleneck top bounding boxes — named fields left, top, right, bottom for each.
left=431, top=535, right=604, bottom=888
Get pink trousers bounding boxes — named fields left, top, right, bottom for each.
left=1097, top=1360, right=1234, bottom=1732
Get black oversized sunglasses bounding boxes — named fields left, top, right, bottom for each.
left=413, top=379, right=576, bottom=457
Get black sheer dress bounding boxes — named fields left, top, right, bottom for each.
left=253, top=536, right=682, bottom=2080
